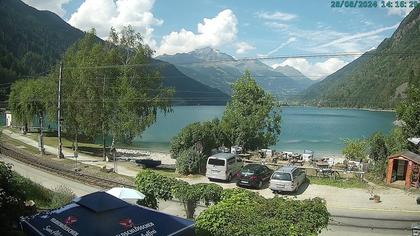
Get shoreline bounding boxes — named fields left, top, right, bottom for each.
left=163, top=104, right=396, bottom=113
left=130, top=142, right=345, bottom=159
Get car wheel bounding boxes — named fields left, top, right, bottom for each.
left=227, top=174, right=232, bottom=182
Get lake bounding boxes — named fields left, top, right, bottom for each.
left=132, top=106, right=396, bottom=156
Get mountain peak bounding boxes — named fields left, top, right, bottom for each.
left=190, top=47, right=235, bottom=61
left=273, top=65, right=309, bottom=81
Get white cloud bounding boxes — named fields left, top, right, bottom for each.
left=273, top=58, right=348, bottom=79
left=235, top=42, right=255, bottom=54
left=68, top=0, right=162, bottom=48
left=157, top=9, right=238, bottom=55
left=315, top=24, right=399, bottom=50
left=256, top=11, right=298, bottom=21
left=22, top=0, right=71, bottom=17
left=264, top=22, right=289, bottom=30
left=270, top=22, right=399, bottom=54
left=261, top=37, right=296, bottom=57
left=387, top=7, right=412, bottom=17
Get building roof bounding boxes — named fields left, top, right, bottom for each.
left=388, top=150, right=420, bottom=164
left=408, top=137, right=420, bottom=146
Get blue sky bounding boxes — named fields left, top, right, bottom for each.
left=23, top=0, right=413, bottom=79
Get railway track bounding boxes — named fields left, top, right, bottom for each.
left=0, top=143, right=135, bottom=189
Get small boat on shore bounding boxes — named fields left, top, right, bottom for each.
left=135, top=159, right=162, bottom=168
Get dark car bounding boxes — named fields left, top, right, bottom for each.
left=236, top=164, right=273, bottom=189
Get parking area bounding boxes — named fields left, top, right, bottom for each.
left=180, top=174, right=420, bottom=214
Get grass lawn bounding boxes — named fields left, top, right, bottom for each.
left=11, top=171, right=75, bottom=209
left=308, top=176, right=368, bottom=189
left=25, top=131, right=105, bottom=157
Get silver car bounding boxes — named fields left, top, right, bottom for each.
left=269, top=166, right=306, bottom=193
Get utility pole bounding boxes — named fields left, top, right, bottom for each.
left=57, top=62, right=64, bottom=159
left=102, top=76, right=106, bottom=161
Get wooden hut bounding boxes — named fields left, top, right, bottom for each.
left=386, top=151, right=420, bottom=189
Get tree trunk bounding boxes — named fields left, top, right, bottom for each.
left=39, top=112, right=45, bottom=155
left=102, top=131, right=106, bottom=161
left=184, top=200, right=197, bottom=219
left=23, top=122, right=28, bottom=135
left=74, top=133, right=79, bottom=170
left=111, top=136, right=116, bottom=172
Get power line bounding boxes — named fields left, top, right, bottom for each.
left=61, top=51, right=420, bottom=70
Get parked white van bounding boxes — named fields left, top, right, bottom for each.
left=269, top=166, right=306, bottom=193
left=206, top=153, right=243, bottom=182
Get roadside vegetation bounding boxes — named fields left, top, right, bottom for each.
left=0, top=161, right=75, bottom=234
left=196, top=189, right=329, bottom=236
left=134, top=171, right=329, bottom=235
left=135, top=170, right=223, bottom=218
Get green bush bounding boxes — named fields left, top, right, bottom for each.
left=172, top=181, right=201, bottom=219
left=13, top=174, right=52, bottom=208
left=0, top=162, right=26, bottom=233
left=49, top=185, right=75, bottom=209
left=135, top=170, right=177, bottom=209
left=196, top=189, right=329, bottom=236
left=170, top=119, right=223, bottom=159
left=176, top=148, right=206, bottom=175
left=195, top=183, right=223, bottom=206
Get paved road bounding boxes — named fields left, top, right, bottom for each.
left=321, top=225, right=410, bottom=236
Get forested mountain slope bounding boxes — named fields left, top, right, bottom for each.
left=0, top=0, right=228, bottom=105
left=303, top=5, right=420, bottom=108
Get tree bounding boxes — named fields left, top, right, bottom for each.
left=172, top=181, right=223, bottom=219
left=368, top=132, right=389, bottom=162
left=396, top=72, right=420, bottom=139
left=135, top=171, right=222, bottom=217
left=172, top=181, right=201, bottom=219
left=170, top=119, right=223, bottom=159
left=104, top=26, right=174, bottom=159
left=54, top=27, right=174, bottom=160
left=8, top=78, right=49, bottom=154
left=386, top=127, right=408, bottom=154
left=368, top=133, right=389, bottom=180
left=176, top=148, right=206, bottom=175
left=134, top=170, right=176, bottom=209
left=342, top=139, right=367, bottom=161
left=221, top=71, right=281, bottom=151
left=195, top=189, right=329, bottom=236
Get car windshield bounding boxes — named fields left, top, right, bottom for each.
left=272, top=172, right=291, bottom=181
left=208, top=158, right=225, bottom=166
left=241, top=164, right=260, bottom=174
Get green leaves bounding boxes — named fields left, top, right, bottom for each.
left=175, top=148, right=206, bottom=175
left=134, top=171, right=223, bottom=218
left=396, top=83, right=420, bottom=140
left=195, top=189, right=329, bottom=236
left=221, top=71, right=281, bottom=151
left=342, top=138, right=368, bottom=161
left=135, top=170, right=177, bottom=209
left=170, top=119, right=222, bottom=159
